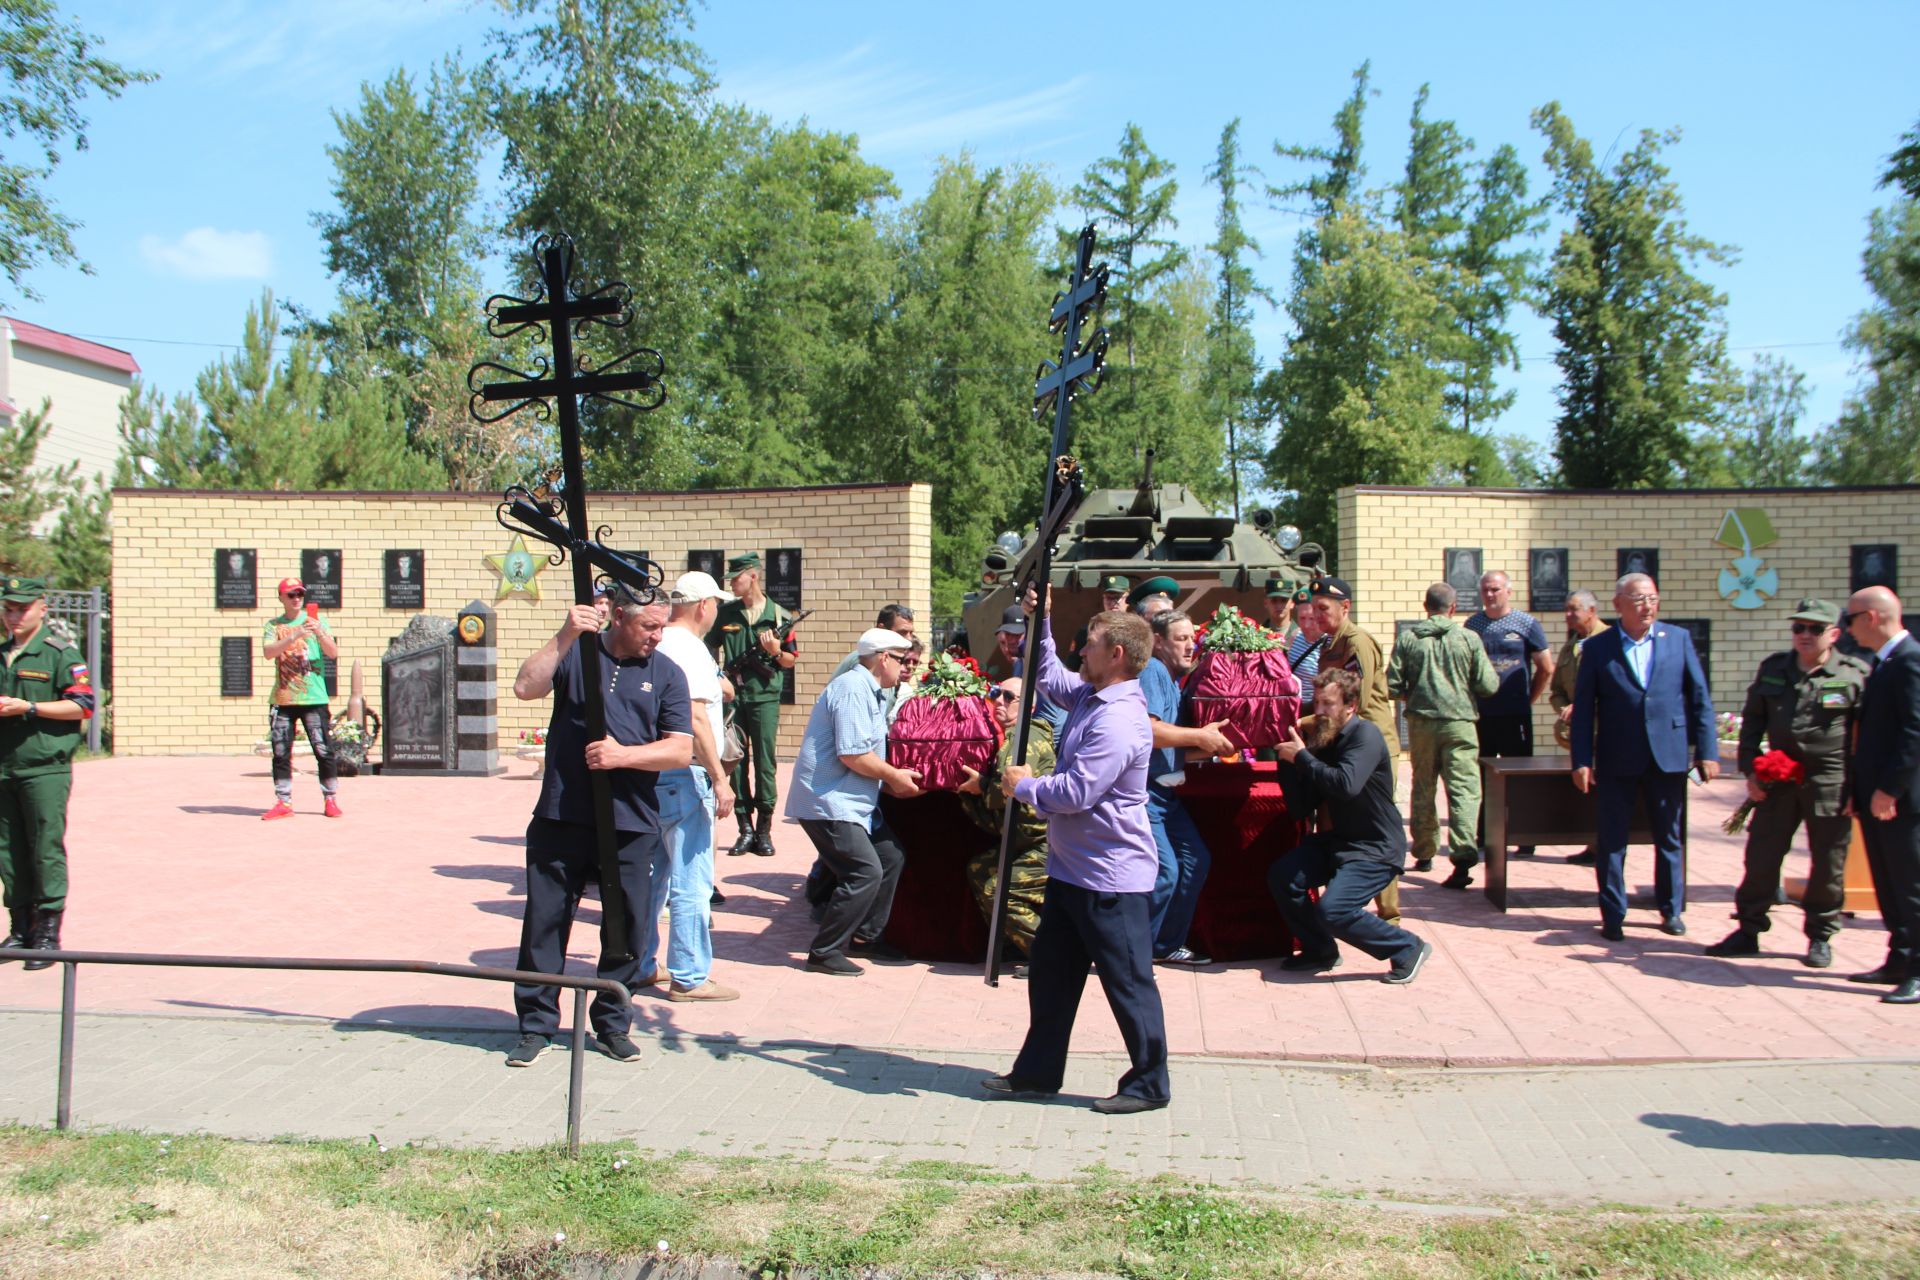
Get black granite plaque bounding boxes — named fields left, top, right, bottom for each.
left=215, top=549, right=256, bottom=609
left=385, top=549, right=425, bottom=610
left=688, top=549, right=725, bottom=582
left=1529, top=547, right=1570, bottom=614
left=766, top=547, right=802, bottom=705
left=1852, top=544, right=1898, bottom=593
left=219, top=636, right=252, bottom=697
left=385, top=643, right=453, bottom=768
left=301, top=549, right=343, bottom=609
left=1661, top=618, right=1711, bottom=687
left=1617, top=548, right=1660, bottom=583
left=1444, top=547, right=1482, bottom=600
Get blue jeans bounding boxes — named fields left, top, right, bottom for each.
left=1146, top=784, right=1211, bottom=956
left=644, top=767, right=716, bottom=989
left=1267, top=836, right=1423, bottom=965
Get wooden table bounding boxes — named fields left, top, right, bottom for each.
left=1480, top=754, right=1686, bottom=911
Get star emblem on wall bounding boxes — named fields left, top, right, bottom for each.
left=485, top=534, right=549, bottom=602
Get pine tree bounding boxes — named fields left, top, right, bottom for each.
left=1811, top=185, right=1920, bottom=483
left=1533, top=104, right=1736, bottom=489
left=1204, top=118, right=1270, bottom=518
left=0, top=401, right=66, bottom=574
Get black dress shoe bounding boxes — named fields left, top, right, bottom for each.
left=1440, top=865, right=1474, bottom=890
left=1568, top=849, right=1598, bottom=865
left=1279, top=951, right=1342, bottom=973
left=1660, top=915, right=1687, bottom=937
left=849, top=936, right=908, bottom=962
left=1092, top=1093, right=1168, bottom=1115
left=1704, top=929, right=1759, bottom=957
left=1848, top=966, right=1907, bottom=985
left=1884, top=979, right=1920, bottom=1005
left=1600, top=921, right=1625, bottom=942
left=710, top=888, right=727, bottom=906
left=980, top=1073, right=1056, bottom=1099
left=1412, top=858, right=1433, bottom=873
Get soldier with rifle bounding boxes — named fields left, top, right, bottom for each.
left=707, top=552, right=804, bottom=855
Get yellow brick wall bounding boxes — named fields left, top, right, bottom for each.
left=1338, top=485, right=1920, bottom=746
left=111, top=484, right=934, bottom=759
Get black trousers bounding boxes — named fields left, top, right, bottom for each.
left=1011, top=879, right=1170, bottom=1103
left=800, top=816, right=905, bottom=960
left=269, top=704, right=338, bottom=795
left=515, top=816, right=657, bottom=1038
left=1862, top=811, right=1920, bottom=973
left=1476, top=712, right=1534, bottom=853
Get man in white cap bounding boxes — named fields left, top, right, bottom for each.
left=786, top=627, right=924, bottom=975
left=643, top=571, right=741, bottom=1002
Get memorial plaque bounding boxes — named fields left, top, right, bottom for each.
left=1528, top=547, right=1569, bottom=614
left=766, top=547, right=803, bottom=706
left=1393, top=619, right=1417, bottom=753
left=688, top=549, right=725, bottom=582
left=1852, top=544, right=1898, bottom=593
left=1617, top=547, right=1660, bottom=582
left=385, top=549, right=426, bottom=610
left=301, top=549, right=343, bottom=609
left=1661, top=618, right=1711, bottom=686
left=215, top=548, right=256, bottom=609
left=219, top=636, right=252, bottom=697
left=382, top=616, right=456, bottom=772
left=1443, top=547, right=1482, bottom=599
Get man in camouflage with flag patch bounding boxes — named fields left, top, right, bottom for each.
left=957, top=675, right=1054, bottom=974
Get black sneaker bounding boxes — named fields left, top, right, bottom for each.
left=1804, top=940, right=1834, bottom=969
left=1412, top=858, right=1434, bottom=873
left=506, top=1033, right=551, bottom=1067
left=710, top=888, right=727, bottom=906
left=1011, top=963, right=1029, bottom=980
left=849, top=936, right=908, bottom=962
left=1092, top=1093, right=1169, bottom=1115
left=595, top=1031, right=642, bottom=1063
left=1383, top=938, right=1433, bottom=985
left=1441, top=865, right=1474, bottom=890
left=1600, top=921, right=1626, bottom=942
left=1154, top=947, right=1213, bottom=967
left=1280, top=951, right=1342, bottom=973
left=806, top=953, right=862, bottom=976
left=980, top=1073, right=1057, bottom=1099
left=1704, top=929, right=1760, bottom=957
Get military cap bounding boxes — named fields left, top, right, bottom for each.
left=1, top=576, right=46, bottom=603
left=1265, top=575, right=1297, bottom=598
left=1100, top=574, right=1130, bottom=594
left=1125, top=575, right=1179, bottom=607
left=1310, top=576, right=1354, bottom=602
left=1786, top=597, right=1841, bottom=626
left=725, top=551, right=761, bottom=576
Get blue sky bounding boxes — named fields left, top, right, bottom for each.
left=24, top=0, right=1920, bottom=480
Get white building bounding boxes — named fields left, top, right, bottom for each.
left=0, top=316, right=140, bottom=493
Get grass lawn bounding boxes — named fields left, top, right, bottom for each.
left=3, top=1125, right=1916, bottom=1279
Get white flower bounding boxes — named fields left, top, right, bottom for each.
left=554, top=1231, right=567, bottom=1244
left=657, top=1240, right=671, bottom=1253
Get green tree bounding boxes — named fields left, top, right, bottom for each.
left=1811, top=191, right=1920, bottom=484
left=1269, top=62, right=1372, bottom=275
left=1204, top=118, right=1270, bottom=518
left=1533, top=104, right=1736, bottom=489
left=45, top=472, right=108, bottom=587
left=0, top=400, right=66, bottom=573
left=1069, top=122, right=1185, bottom=376
left=0, top=0, right=151, bottom=300
left=1697, top=353, right=1810, bottom=487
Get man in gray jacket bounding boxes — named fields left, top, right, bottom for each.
left=1386, top=583, right=1499, bottom=888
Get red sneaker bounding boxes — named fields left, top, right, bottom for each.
left=262, top=800, right=295, bottom=821
left=323, top=796, right=343, bottom=818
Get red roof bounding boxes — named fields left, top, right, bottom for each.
left=3, top=317, right=139, bottom=376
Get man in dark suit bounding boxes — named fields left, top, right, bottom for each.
left=1569, top=574, right=1719, bottom=940
left=1843, top=587, right=1920, bottom=1001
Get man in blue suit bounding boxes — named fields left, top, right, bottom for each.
left=1842, top=586, right=1920, bottom=1002
left=1569, top=573, right=1720, bottom=940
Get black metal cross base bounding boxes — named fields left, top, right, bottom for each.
left=468, top=233, right=671, bottom=963
left=984, top=226, right=1109, bottom=986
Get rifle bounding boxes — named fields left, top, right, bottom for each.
left=725, top=608, right=813, bottom=685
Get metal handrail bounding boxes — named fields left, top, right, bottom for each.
left=0, top=948, right=631, bottom=1155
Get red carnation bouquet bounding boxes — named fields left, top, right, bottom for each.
left=1723, top=748, right=1806, bottom=834
left=1185, top=604, right=1301, bottom=751
left=888, top=651, right=1002, bottom=791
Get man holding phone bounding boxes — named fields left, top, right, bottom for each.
left=261, top=578, right=341, bottom=820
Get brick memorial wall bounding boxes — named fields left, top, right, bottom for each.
left=1339, top=484, right=1920, bottom=747
left=111, top=483, right=933, bottom=758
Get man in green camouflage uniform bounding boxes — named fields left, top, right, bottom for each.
left=1706, top=599, right=1870, bottom=969
left=958, top=675, right=1054, bottom=967
left=0, top=578, right=96, bottom=970
left=1386, top=582, right=1499, bottom=881
left=706, top=552, right=798, bottom=855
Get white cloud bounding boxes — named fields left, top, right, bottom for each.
left=139, top=227, right=274, bottom=280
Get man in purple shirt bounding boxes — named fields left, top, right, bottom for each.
left=982, top=588, right=1170, bottom=1115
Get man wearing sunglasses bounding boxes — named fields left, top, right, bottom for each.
left=1707, top=599, right=1867, bottom=967
left=260, top=578, right=341, bottom=821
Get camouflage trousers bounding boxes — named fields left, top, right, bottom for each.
left=966, top=842, right=1049, bottom=956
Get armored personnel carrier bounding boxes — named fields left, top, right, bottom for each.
left=960, top=455, right=1325, bottom=673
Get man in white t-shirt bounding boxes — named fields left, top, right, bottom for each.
left=643, top=572, right=741, bottom=1002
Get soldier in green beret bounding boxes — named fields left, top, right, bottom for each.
left=0, top=578, right=96, bottom=969
left=706, top=552, right=800, bottom=855
left=1707, top=599, right=1870, bottom=968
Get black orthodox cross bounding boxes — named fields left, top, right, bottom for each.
left=984, top=225, right=1108, bottom=985
left=469, top=233, right=670, bottom=963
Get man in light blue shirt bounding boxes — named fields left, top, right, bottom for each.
left=787, top=628, right=924, bottom=975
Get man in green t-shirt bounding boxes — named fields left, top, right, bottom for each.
left=0, top=577, right=95, bottom=969
left=261, top=578, right=342, bottom=820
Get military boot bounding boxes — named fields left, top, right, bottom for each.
left=728, top=813, right=755, bottom=856
left=23, top=910, right=61, bottom=972
left=752, top=811, right=776, bottom=857
left=2, top=905, right=30, bottom=962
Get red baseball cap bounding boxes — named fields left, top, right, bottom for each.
left=277, top=578, right=306, bottom=594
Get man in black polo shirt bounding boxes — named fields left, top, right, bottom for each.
left=508, top=590, right=691, bottom=1067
